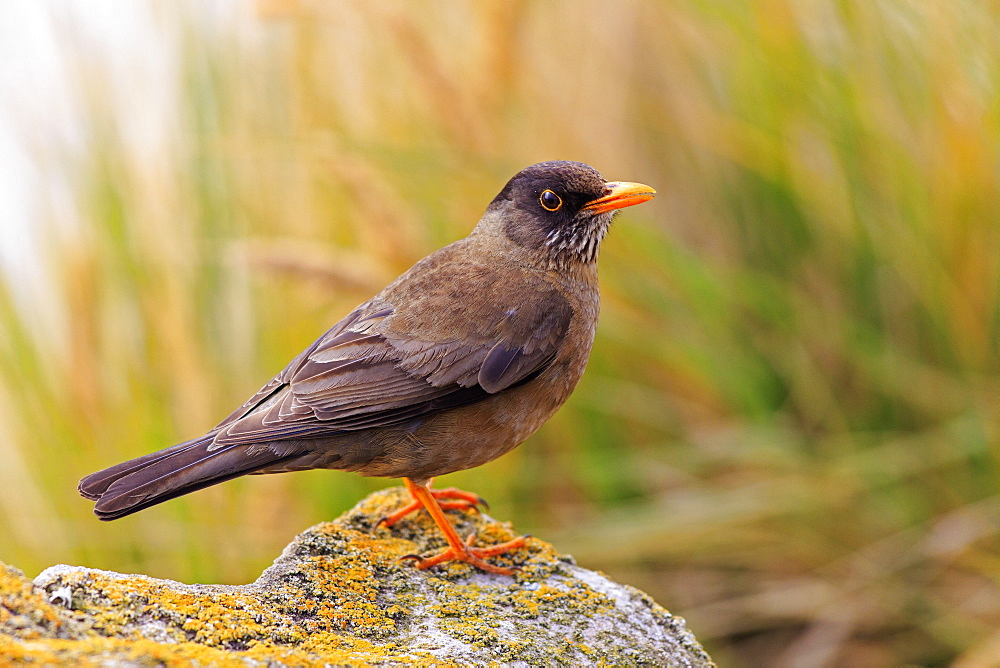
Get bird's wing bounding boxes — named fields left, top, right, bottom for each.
left=210, top=261, right=573, bottom=447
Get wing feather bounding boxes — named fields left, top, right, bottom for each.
left=210, top=263, right=574, bottom=449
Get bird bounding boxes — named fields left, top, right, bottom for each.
left=79, top=160, right=655, bottom=574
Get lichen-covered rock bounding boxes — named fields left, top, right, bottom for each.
left=2, top=487, right=713, bottom=666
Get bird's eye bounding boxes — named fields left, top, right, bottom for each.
left=539, top=189, right=562, bottom=212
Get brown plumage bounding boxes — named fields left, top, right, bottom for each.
left=79, top=160, right=655, bottom=573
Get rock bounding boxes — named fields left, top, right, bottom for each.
left=2, top=487, right=714, bottom=666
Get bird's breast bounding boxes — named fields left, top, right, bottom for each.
left=380, top=292, right=599, bottom=481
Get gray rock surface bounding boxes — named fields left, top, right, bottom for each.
left=2, top=487, right=714, bottom=666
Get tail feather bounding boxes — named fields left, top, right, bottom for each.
left=78, top=436, right=208, bottom=500
left=79, top=434, right=299, bottom=521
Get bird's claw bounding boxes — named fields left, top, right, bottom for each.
left=431, top=486, right=489, bottom=511
left=397, top=533, right=527, bottom=575
left=376, top=484, right=487, bottom=531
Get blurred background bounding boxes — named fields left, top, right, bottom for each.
left=1, top=1, right=998, bottom=665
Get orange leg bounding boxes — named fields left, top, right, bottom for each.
left=390, top=478, right=526, bottom=575
left=374, top=477, right=487, bottom=530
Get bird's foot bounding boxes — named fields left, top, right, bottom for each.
left=384, top=477, right=526, bottom=574
left=374, top=479, right=487, bottom=531
left=401, top=532, right=527, bottom=575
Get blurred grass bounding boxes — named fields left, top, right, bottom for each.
left=1, top=0, right=999, bottom=665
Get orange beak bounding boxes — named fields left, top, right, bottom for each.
left=582, top=181, right=656, bottom=214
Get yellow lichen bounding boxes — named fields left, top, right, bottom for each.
left=0, top=563, right=67, bottom=638
left=1, top=487, right=711, bottom=666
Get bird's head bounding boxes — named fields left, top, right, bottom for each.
left=481, top=161, right=655, bottom=268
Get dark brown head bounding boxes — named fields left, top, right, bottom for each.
left=482, top=161, right=655, bottom=267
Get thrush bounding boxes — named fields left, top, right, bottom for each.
left=79, top=160, right=655, bottom=574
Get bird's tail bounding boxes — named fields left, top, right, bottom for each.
left=78, top=434, right=298, bottom=520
